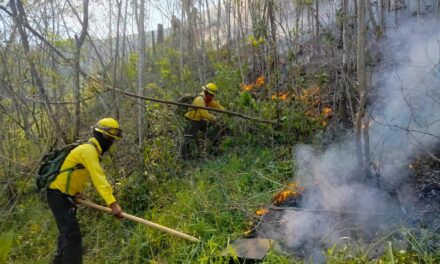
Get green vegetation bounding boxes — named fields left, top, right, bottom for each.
left=1, top=2, right=439, bottom=263
left=2, top=133, right=440, bottom=263
left=2, top=137, right=292, bottom=263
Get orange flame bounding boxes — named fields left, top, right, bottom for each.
left=272, top=182, right=303, bottom=205
left=322, top=107, right=332, bottom=117
left=240, top=75, right=265, bottom=91
left=255, top=75, right=265, bottom=87
left=255, top=208, right=269, bottom=216
left=240, top=83, right=254, bottom=91
left=271, top=92, right=289, bottom=101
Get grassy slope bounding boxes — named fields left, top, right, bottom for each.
left=3, top=139, right=294, bottom=263
left=2, top=137, right=439, bottom=263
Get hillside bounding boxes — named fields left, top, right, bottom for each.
left=1, top=0, right=440, bottom=263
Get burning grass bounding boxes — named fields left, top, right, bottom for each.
left=272, top=182, right=304, bottom=206
left=240, top=75, right=265, bottom=91
left=255, top=208, right=269, bottom=216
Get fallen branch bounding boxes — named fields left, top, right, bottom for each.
left=109, top=87, right=277, bottom=125
left=76, top=198, right=200, bottom=243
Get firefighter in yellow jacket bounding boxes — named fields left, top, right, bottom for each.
left=181, top=83, right=225, bottom=159
left=47, top=118, right=123, bottom=264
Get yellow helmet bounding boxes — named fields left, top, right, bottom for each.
left=94, top=118, right=123, bottom=139
left=202, top=83, right=218, bottom=95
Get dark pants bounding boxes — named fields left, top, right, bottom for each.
left=47, top=189, right=82, bottom=264
left=181, top=120, right=220, bottom=159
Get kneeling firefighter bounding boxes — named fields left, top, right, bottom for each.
left=181, top=83, right=225, bottom=159
left=47, top=118, right=123, bottom=264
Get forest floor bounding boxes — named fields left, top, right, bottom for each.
left=1, top=133, right=440, bottom=263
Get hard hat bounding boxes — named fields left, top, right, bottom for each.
left=94, top=118, right=123, bottom=139
left=202, top=83, right=218, bottom=95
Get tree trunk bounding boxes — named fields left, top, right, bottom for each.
left=225, top=0, right=232, bottom=53
left=192, top=7, right=203, bottom=84
left=111, top=0, right=122, bottom=121
left=157, top=23, right=164, bottom=44
left=184, top=0, right=194, bottom=62
left=268, top=0, right=280, bottom=122
left=120, top=0, right=129, bottom=90
left=380, top=0, right=386, bottom=34
left=234, top=0, right=245, bottom=83
left=343, top=0, right=350, bottom=66
left=340, top=0, right=352, bottom=125
left=73, top=0, right=89, bottom=140
left=315, top=0, right=320, bottom=55
left=216, top=0, right=221, bottom=50
left=179, top=0, right=185, bottom=89
left=355, top=0, right=368, bottom=177
left=367, top=0, right=379, bottom=38
left=198, top=1, right=206, bottom=84
left=137, top=0, right=146, bottom=149
left=205, top=0, right=213, bottom=49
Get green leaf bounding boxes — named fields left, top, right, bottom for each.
left=0, top=231, right=14, bottom=263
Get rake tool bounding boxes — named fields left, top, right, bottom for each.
left=76, top=198, right=200, bottom=243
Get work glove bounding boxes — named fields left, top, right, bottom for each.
left=110, top=202, right=124, bottom=219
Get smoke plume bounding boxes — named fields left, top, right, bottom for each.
left=282, top=15, right=440, bottom=259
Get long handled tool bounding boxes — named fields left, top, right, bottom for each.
left=76, top=198, right=200, bottom=243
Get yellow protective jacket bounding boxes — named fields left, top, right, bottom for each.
left=49, top=137, right=116, bottom=206
left=184, top=92, right=225, bottom=122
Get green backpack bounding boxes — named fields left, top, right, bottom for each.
left=36, top=142, right=85, bottom=192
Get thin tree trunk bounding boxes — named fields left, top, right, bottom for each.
left=205, top=0, right=213, bottom=49
left=343, top=0, right=350, bottom=66
left=137, top=0, right=146, bottom=149
left=380, top=0, right=386, bottom=34
left=234, top=0, right=245, bottom=83
left=108, top=0, right=113, bottom=59
left=120, top=0, right=129, bottom=89
left=353, top=0, right=358, bottom=21
left=367, top=0, right=379, bottom=38
left=363, top=112, right=371, bottom=178
left=179, top=0, right=184, bottom=89
left=225, top=0, right=232, bottom=53
left=73, top=0, right=89, bottom=140
left=355, top=0, right=368, bottom=176
left=216, top=0, right=221, bottom=50
left=184, top=0, right=194, bottom=61
left=112, top=0, right=122, bottom=120
left=198, top=1, right=206, bottom=84
left=315, top=0, right=320, bottom=55
left=340, top=0, right=352, bottom=125
left=268, top=0, right=279, bottom=122
left=192, top=6, right=203, bottom=84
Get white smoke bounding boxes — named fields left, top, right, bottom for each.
left=282, top=16, right=440, bottom=256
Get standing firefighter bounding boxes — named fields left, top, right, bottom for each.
left=46, top=118, right=123, bottom=264
left=181, top=83, right=225, bottom=159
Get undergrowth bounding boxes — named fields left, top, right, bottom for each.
left=2, top=136, right=439, bottom=263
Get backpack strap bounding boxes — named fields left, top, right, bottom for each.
left=64, top=141, right=96, bottom=194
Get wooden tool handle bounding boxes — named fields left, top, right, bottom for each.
left=76, top=198, right=200, bottom=243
